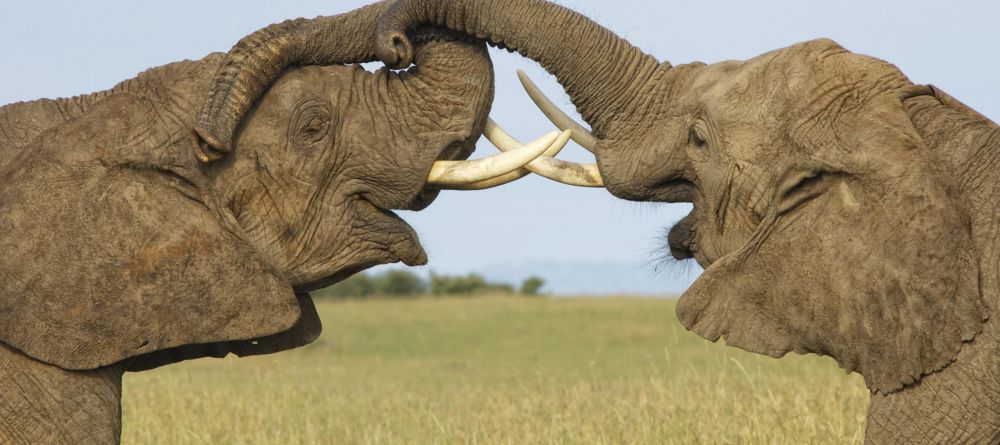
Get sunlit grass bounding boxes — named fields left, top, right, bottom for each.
left=122, top=296, right=868, bottom=444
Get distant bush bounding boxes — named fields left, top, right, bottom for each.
left=372, top=270, right=427, bottom=297
left=317, top=270, right=540, bottom=299
left=314, top=269, right=425, bottom=299
left=430, top=272, right=514, bottom=296
left=519, top=276, right=546, bottom=296
left=320, top=273, right=375, bottom=298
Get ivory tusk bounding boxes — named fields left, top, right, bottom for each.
left=484, top=120, right=604, bottom=188
left=426, top=131, right=559, bottom=186
left=517, top=69, right=599, bottom=153
left=441, top=129, right=573, bottom=190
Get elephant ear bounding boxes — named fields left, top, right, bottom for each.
left=0, top=94, right=304, bottom=371
left=676, top=91, right=987, bottom=394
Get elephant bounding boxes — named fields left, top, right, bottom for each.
left=0, top=2, right=599, bottom=443
left=267, top=0, right=1000, bottom=442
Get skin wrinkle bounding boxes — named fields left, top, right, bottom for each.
left=713, top=162, right=735, bottom=234
left=0, top=110, right=13, bottom=151
left=960, top=133, right=1000, bottom=192
left=741, top=162, right=769, bottom=227
left=1, top=346, right=124, bottom=444
left=288, top=156, right=343, bottom=278
left=298, top=165, right=336, bottom=248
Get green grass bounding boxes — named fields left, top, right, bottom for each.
left=121, top=297, right=868, bottom=444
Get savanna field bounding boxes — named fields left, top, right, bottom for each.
left=121, top=297, right=868, bottom=444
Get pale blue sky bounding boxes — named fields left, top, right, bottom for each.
left=3, top=1, right=997, bottom=294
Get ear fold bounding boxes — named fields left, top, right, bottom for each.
left=677, top=91, right=987, bottom=394
left=127, top=292, right=321, bottom=371
left=0, top=94, right=304, bottom=370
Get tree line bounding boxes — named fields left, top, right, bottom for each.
left=315, top=270, right=546, bottom=299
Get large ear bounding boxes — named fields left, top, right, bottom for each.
left=0, top=94, right=304, bottom=370
left=676, top=91, right=987, bottom=394
left=127, top=292, right=321, bottom=372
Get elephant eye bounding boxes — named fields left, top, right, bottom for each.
left=303, top=117, right=326, bottom=136
left=689, top=125, right=707, bottom=148
left=291, top=100, right=332, bottom=147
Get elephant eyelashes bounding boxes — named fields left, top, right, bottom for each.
left=291, top=100, right=333, bottom=147
left=302, top=117, right=326, bottom=137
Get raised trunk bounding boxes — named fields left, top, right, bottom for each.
left=375, top=0, right=661, bottom=138
left=195, top=1, right=397, bottom=153
left=391, top=29, right=495, bottom=149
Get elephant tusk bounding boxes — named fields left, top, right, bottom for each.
left=440, top=128, right=573, bottom=190
left=483, top=119, right=604, bottom=188
left=517, top=69, right=599, bottom=153
left=426, top=131, right=562, bottom=186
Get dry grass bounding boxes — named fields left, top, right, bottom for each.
left=121, top=296, right=868, bottom=444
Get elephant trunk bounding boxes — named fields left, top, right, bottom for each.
left=394, top=27, right=496, bottom=141
left=374, top=0, right=662, bottom=140
left=194, top=1, right=392, bottom=157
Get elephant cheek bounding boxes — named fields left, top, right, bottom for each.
left=675, top=226, right=814, bottom=360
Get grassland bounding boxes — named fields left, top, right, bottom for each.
left=121, top=297, right=868, bottom=444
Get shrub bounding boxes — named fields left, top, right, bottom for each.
left=317, top=270, right=537, bottom=299
left=430, top=272, right=514, bottom=296
left=372, top=270, right=427, bottom=297
left=520, top=276, right=546, bottom=296
left=315, top=273, right=374, bottom=299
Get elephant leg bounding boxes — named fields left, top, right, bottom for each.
left=0, top=342, right=125, bottom=445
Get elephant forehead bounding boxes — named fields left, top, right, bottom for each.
left=258, top=65, right=354, bottom=109
left=700, top=39, right=848, bottom=112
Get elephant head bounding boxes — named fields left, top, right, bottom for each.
left=370, top=0, right=995, bottom=397
left=0, top=2, right=582, bottom=373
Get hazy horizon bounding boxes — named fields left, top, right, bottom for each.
left=4, top=1, right=996, bottom=295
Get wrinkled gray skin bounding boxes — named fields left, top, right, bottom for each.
left=0, top=4, right=493, bottom=443
left=373, top=0, right=1000, bottom=442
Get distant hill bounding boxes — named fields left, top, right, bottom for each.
left=469, top=259, right=700, bottom=296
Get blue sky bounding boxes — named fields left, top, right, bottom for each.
left=3, top=1, right=997, bottom=294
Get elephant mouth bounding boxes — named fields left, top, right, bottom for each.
left=356, top=197, right=428, bottom=267
left=668, top=216, right=698, bottom=261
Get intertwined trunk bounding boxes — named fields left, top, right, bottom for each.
left=387, top=29, right=496, bottom=148
left=375, top=0, right=661, bottom=137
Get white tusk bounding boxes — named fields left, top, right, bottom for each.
left=443, top=129, right=573, bottom=190
left=484, top=120, right=604, bottom=188
left=426, top=131, right=559, bottom=186
left=439, top=170, right=527, bottom=191
left=527, top=157, right=604, bottom=188
left=517, top=69, right=599, bottom=153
